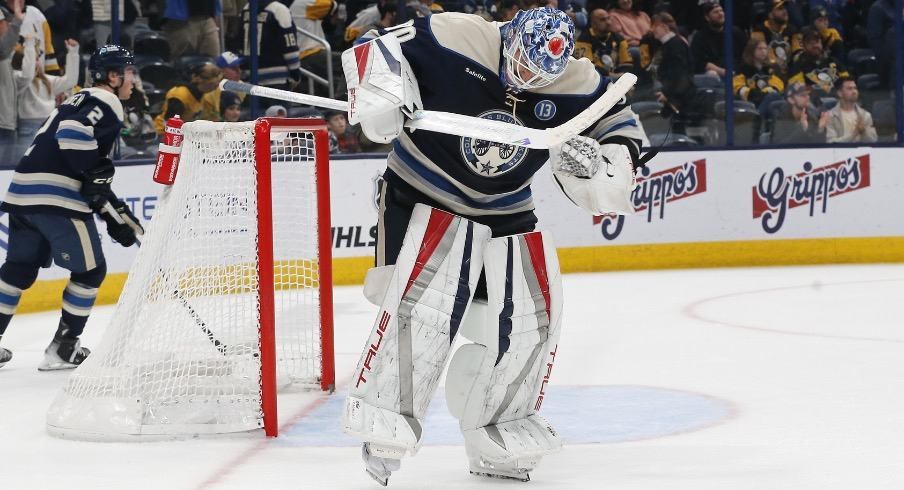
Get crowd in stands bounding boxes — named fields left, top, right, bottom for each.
left=0, top=0, right=901, bottom=165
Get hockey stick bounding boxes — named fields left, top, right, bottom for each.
left=103, top=201, right=229, bottom=355
left=220, top=73, right=637, bottom=150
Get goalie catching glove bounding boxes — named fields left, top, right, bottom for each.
left=100, top=200, right=144, bottom=247
left=551, top=136, right=636, bottom=215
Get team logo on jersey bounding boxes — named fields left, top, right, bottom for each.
left=534, top=100, right=556, bottom=121
left=460, top=110, right=529, bottom=177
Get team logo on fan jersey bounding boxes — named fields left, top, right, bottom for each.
left=460, top=110, right=529, bottom=177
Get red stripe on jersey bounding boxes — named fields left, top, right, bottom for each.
left=404, top=209, right=455, bottom=296
left=354, top=43, right=371, bottom=82
left=523, top=232, right=551, bottom=322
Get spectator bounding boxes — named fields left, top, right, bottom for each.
left=733, top=37, right=785, bottom=117
left=635, top=20, right=661, bottom=99
left=345, top=2, right=381, bottom=46
left=265, top=104, right=287, bottom=117
left=463, top=0, right=494, bottom=20
left=91, top=1, right=139, bottom=50
left=558, top=0, right=588, bottom=33
left=220, top=91, right=243, bottom=122
left=12, top=37, right=79, bottom=161
left=750, top=0, right=800, bottom=75
left=354, top=0, right=396, bottom=41
left=407, top=0, right=441, bottom=19
left=839, top=0, right=871, bottom=50
left=7, top=0, right=59, bottom=75
left=290, top=0, right=341, bottom=97
left=649, top=13, right=697, bottom=118
left=825, top=76, right=877, bottom=143
left=162, top=0, right=221, bottom=59
left=0, top=2, right=24, bottom=166
left=38, top=0, right=83, bottom=70
left=689, top=2, right=747, bottom=79
left=325, top=110, right=360, bottom=154
left=153, top=62, right=222, bottom=135
left=200, top=51, right=246, bottom=121
left=772, top=81, right=827, bottom=144
left=493, top=0, right=522, bottom=22
left=240, top=0, right=302, bottom=98
left=809, top=6, right=843, bottom=61
left=607, top=0, right=651, bottom=48
left=786, top=27, right=849, bottom=100
left=223, top=0, right=248, bottom=51
left=867, top=0, right=895, bottom=88
left=574, top=8, right=632, bottom=78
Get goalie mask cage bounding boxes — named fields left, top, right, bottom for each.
left=46, top=118, right=334, bottom=441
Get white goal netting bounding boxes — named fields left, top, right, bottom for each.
left=47, top=119, right=332, bottom=441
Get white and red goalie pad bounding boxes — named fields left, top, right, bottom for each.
left=447, top=230, right=564, bottom=430
left=342, top=33, right=422, bottom=125
left=343, top=204, right=491, bottom=454
left=444, top=231, right=564, bottom=464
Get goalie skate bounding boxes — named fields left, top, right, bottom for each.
left=362, top=442, right=402, bottom=487
left=467, top=444, right=535, bottom=482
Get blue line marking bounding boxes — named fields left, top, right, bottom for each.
left=276, top=385, right=732, bottom=447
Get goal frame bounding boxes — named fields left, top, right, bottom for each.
left=256, top=117, right=335, bottom=436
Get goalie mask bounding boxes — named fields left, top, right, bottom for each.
left=501, top=7, right=574, bottom=92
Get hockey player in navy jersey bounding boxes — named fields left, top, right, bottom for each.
left=339, top=7, right=646, bottom=485
left=0, top=45, right=144, bottom=371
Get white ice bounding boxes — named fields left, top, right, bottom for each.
left=1, top=263, right=902, bottom=489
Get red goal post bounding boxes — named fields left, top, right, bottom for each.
left=46, top=118, right=335, bottom=440
left=256, top=118, right=335, bottom=434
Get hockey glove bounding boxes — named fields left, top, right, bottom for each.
left=552, top=136, right=637, bottom=216
left=81, top=158, right=115, bottom=212
left=100, top=201, right=144, bottom=247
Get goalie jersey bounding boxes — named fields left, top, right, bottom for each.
left=1, top=87, right=124, bottom=220
left=360, top=13, right=644, bottom=221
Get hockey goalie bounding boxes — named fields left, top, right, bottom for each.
left=341, top=7, right=646, bottom=485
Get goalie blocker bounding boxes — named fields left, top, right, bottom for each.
left=343, top=204, right=563, bottom=483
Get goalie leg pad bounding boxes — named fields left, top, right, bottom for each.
left=445, top=230, right=564, bottom=468
left=343, top=204, right=492, bottom=455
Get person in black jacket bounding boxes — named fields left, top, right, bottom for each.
left=649, top=12, right=696, bottom=118
left=689, top=2, right=747, bottom=79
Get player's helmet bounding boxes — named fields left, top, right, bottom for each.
left=88, top=45, right=135, bottom=85
left=501, top=7, right=574, bottom=92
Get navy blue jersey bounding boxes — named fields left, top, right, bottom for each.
left=1, top=87, right=124, bottom=219
left=362, top=13, right=644, bottom=218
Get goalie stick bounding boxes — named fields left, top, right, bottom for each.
left=102, top=201, right=229, bottom=355
left=219, top=73, right=637, bottom=149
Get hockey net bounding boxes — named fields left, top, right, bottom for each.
left=46, top=118, right=334, bottom=441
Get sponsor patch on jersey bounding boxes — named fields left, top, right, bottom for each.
left=534, top=100, right=556, bottom=121
left=460, top=110, right=529, bottom=177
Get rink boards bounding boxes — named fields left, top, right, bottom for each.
left=1, top=146, right=902, bottom=312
